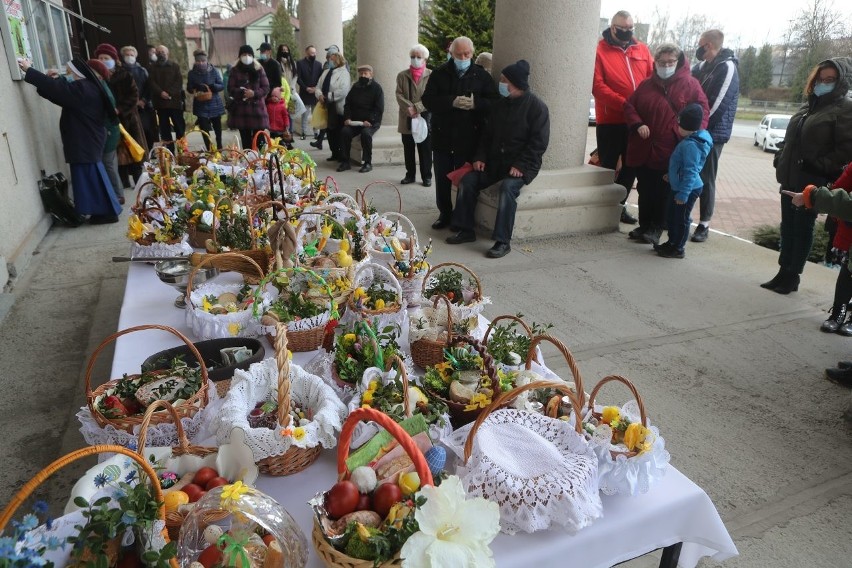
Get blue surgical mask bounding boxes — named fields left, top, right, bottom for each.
left=813, top=82, right=835, bottom=97
left=454, top=58, right=470, bottom=72
left=656, top=66, right=675, bottom=80
left=258, top=54, right=267, bottom=61
left=64, top=74, right=75, bottom=82
left=498, top=82, right=510, bottom=97
left=103, top=59, right=115, bottom=70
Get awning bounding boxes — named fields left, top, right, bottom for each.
left=40, top=0, right=111, bottom=33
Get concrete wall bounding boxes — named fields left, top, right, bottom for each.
left=0, top=63, right=65, bottom=292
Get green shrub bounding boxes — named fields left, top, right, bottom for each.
left=752, top=222, right=830, bottom=263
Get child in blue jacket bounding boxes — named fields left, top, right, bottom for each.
left=655, top=103, right=713, bottom=258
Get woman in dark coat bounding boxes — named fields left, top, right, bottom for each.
left=19, top=56, right=121, bottom=224
left=227, top=45, right=270, bottom=150
left=187, top=49, right=225, bottom=150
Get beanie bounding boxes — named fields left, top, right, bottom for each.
left=239, top=44, right=254, bottom=57
left=93, top=43, right=119, bottom=62
left=501, top=59, right=530, bottom=91
left=678, top=103, right=703, bottom=132
left=86, top=58, right=110, bottom=80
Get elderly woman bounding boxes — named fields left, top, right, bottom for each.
left=623, top=43, right=709, bottom=245
left=315, top=47, right=351, bottom=163
left=762, top=57, right=852, bottom=295
left=187, top=49, right=225, bottom=150
left=227, top=45, right=270, bottom=150
left=18, top=57, right=121, bottom=223
left=396, top=44, right=433, bottom=186
left=121, top=46, right=155, bottom=152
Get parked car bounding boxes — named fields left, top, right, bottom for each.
left=589, top=97, right=596, bottom=125
left=753, top=114, right=791, bottom=153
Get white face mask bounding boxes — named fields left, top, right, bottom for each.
left=656, top=65, right=675, bottom=80
left=103, top=59, right=115, bottom=70
left=410, top=56, right=424, bottom=68
left=124, top=55, right=136, bottom=66
left=240, top=55, right=253, bottom=66
left=149, top=53, right=157, bottom=62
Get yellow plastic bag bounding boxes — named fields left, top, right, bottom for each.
left=311, top=102, right=328, bottom=130
left=119, top=123, right=145, bottom=162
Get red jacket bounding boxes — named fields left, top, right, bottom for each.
left=592, top=31, right=653, bottom=125
left=623, top=55, right=710, bottom=171
left=266, top=98, right=289, bottom=132
left=830, top=166, right=852, bottom=251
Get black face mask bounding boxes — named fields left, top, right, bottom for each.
left=358, top=76, right=370, bottom=86
left=695, top=46, right=706, bottom=61
left=307, top=55, right=316, bottom=63
left=614, top=28, right=633, bottom=42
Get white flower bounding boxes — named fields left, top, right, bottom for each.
left=401, top=476, right=499, bottom=568
left=201, top=210, right=214, bottom=226
left=506, top=351, right=522, bottom=366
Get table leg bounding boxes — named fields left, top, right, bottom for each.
left=659, top=542, right=683, bottom=568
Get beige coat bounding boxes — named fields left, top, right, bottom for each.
left=395, top=67, right=431, bottom=134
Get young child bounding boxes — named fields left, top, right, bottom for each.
left=655, top=103, right=713, bottom=259
left=266, top=87, right=293, bottom=149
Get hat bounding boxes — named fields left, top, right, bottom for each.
left=325, top=45, right=340, bottom=55
left=193, top=49, right=207, bottom=59
left=93, top=43, right=119, bottom=62
left=259, top=42, right=272, bottom=52
left=502, top=59, right=530, bottom=91
left=678, top=103, right=704, bottom=132
left=357, top=64, right=373, bottom=73
left=238, top=44, right=254, bottom=56
left=86, top=58, right=109, bottom=79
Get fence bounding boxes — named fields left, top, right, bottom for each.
left=739, top=99, right=801, bottom=114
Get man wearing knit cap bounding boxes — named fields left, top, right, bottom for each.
left=446, top=59, right=550, bottom=258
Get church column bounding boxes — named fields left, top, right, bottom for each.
left=298, top=0, right=343, bottom=57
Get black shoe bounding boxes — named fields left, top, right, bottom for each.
left=760, top=269, right=784, bottom=290
left=309, top=140, right=323, bottom=149
left=821, top=305, right=848, bottom=333
left=628, top=226, right=646, bottom=240
left=336, top=162, right=351, bottom=172
left=446, top=231, right=476, bottom=244
left=89, top=214, right=119, bottom=225
left=486, top=242, right=511, bottom=258
left=422, top=178, right=432, bottom=187
left=653, top=242, right=672, bottom=252
left=825, top=367, right=852, bottom=387
left=773, top=272, right=800, bottom=295
left=300, top=134, right=306, bottom=140
left=837, top=361, right=852, bottom=369
left=400, top=176, right=415, bottom=184
left=359, top=163, right=373, bottom=173
left=431, top=218, right=450, bottom=230
left=838, top=320, right=852, bottom=336
left=620, top=207, right=638, bottom=225
left=327, top=155, right=341, bottom=162
left=691, top=224, right=709, bottom=242
left=641, top=228, right=662, bottom=245
left=657, top=245, right=685, bottom=259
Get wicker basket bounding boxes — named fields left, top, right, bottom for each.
left=186, top=251, right=266, bottom=314
left=346, top=263, right=404, bottom=317
left=204, top=195, right=274, bottom=280
left=369, top=211, right=418, bottom=264
left=410, top=294, right=454, bottom=370
left=311, top=407, right=434, bottom=568
left=330, top=320, right=392, bottom=390
left=355, top=180, right=402, bottom=214
left=187, top=224, right=214, bottom=249
left=133, top=197, right=183, bottom=246
left=584, top=374, right=648, bottom=459
left=0, top=444, right=179, bottom=568
left=420, top=262, right=485, bottom=332
left=482, top=314, right=535, bottom=367
left=86, top=324, right=209, bottom=434
left=524, top=334, right=587, bottom=413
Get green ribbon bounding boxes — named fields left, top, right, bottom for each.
left=218, top=533, right=251, bottom=568
left=357, top=320, right=383, bottom=371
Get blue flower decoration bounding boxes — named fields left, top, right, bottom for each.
left=124, top=470, right=137, bottom=483
left=93, top=472, right=109, bottom=488
left=19, top=514, right=38, bottom=531
left=32, top=501, right=48, bottom=515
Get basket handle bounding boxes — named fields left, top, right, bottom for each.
left=431, top=294, right=454, bottom=345
left=322, top=192, right=359, bottom=210
left=274, top=322, right=293, bottom=429
left=136, top=196, right=172, bottom=228
left=252, top=130, right=273, bottom=152
left=482, top=314, right=533, bottom=349
left=352, top=262, right=403, bottom=303
left=384, top=354, right=411, bottom=418
left=463, top=381, right=583, bottom=464
left=356, top=180, right=402, bottom=214
left=337, top=408, right=434, bottom=487
left=137, top=400, right=217, bottom=458
left=268, top=153, right=284, bottom=203
left=149, top=145, right=175, bottom=173
left=586, top=374, right=648, bottom=427
left=374, top=212, right=419, bottom=252
left=186, top=251, right=265, bottom=309
left=254, top=265, right=338, bottom=319
left=85, top=325, right=209, bottom=409
left=448, top=335, right=499, bottom=394
left=133, top=180, right=160, bottom=210
left=524, top=334, right=585, bottom=409
left=323, top=175, right=340, bottom=194
left=421, top=261, right=482, bottom=301
left=250, top=199, right=290, bottom=223
left=0, top=445, right=177, bottom=559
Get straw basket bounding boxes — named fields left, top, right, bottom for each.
left=420, top=262, right=486, bottom=332
left=86, top=324, right=209, bottom=434
left=584, top=375, right=648, bottom=459
left=133, top=197, right=183, bottom=246
left=482, top=314, right=534, bottom=367
left=369, top=212, right=418, bottom=265
left=346, top=263, right=404, bottom=318
left=0, top=445, right=179, bottom=568
left=311, top=407, right=434, bottom=568
left=355, top=180, right=402, bottom=215
left=410, top=294, right=454, bottom=370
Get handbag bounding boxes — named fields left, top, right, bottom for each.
left=311, top=102, right=328, bottom=130
left=289, top=91, right=307, bottom=117
left=411, top=115, right=428, bottom=143
left=194, top=84, right=213, bottom=102
left=118, top=123, right=145, bottom=162
left=38, top=170, right=83, bottom=227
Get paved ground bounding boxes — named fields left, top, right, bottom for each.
left=1, top=128, right=850, bottom=567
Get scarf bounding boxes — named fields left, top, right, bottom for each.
left=410, top=65, right=424, bottom=84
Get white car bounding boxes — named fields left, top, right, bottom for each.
left=754, top=114, right=791, bottom=153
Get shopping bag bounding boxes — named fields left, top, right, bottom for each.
left=289, top=92, right=306, bottom=118
left=119, top=123, right=145, bottom=162
left=311, top=102, right=328, bottom=130
left=38, top=170, right=83, bottom=227
left=447, top=162, right=474, bottom=186
left=411, top=116, right=428, bottom=144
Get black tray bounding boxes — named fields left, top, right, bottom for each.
left=141, top=338, right=265, bottom=384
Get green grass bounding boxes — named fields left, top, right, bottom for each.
left=735, top=110, right=765, bottom=121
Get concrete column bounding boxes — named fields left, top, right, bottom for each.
left=356, top=0, right=419, bottom=128
left=466, top=0, right=623, bottom=237
left=298, top=0, right=343, bottom=57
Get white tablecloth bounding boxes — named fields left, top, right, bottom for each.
left=107, top=262, right=738, bottom=568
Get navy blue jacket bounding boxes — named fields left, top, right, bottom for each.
left=25, top=68, right=108, bottom=164
left=187, top=64, right=225, bottom=118
left=691, top=48, right=739, bottom=144
left=669, top=129, right=713, bottom=201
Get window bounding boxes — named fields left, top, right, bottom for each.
left=28, top=0, right=72, bottom=72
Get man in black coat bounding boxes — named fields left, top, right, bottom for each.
left=258, top=42, right=282, bottom=94
left=446, top=60, right=550, bottom=259
left=296, top=45, right=323, bottom=139
left=338, top=65, right=384, bottom=173
left=421, top=36, right=497, bottom=229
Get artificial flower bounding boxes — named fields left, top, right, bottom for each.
left=201, top=210, right=214, bottom=226
left=601, top=406, right=621, bottom=425
left=293, top=427, right=306, bottom=442
left=401, top=475, right=499, bottom=568
left=126, top=215, right=147, bottom=241
left=228, top=322, right=241, bottom=336
left=374, top=298, right=386, bottom=310
left=220, top=480, right=249, bottom=505
left=464, top=392, right=491, bottom=412
left=202, top=296, right=213, bottom=312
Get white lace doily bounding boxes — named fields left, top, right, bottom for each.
left=76, top=404, right=208, bottom=450
left=130, top=237, right=193, bottom=259
left=186, top=282, right=278, bottom=340
left=214, top=358, right=347, bottom=460
left=444, top=408, right=602, bottom=535
left=260, top=310, right=331, bottom=335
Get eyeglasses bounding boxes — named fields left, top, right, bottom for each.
left=816, top=76, right=838, bottom=84
left=614, top=25, right=634, bottom=32
left=656, top=59, right=678, bottom=67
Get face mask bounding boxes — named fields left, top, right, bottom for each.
left=240, top=55, right=253, bottom=65
left=194, top=62, right=206, bottom=70
left=656, top=65, right=675, bottom=80
left=307, top=55, right=316, bottom=63
left=358, top=76, right=370, bottom=86
left=498, top=82, right=510, bottom=97
left=695, top=46, right=706, bottom=61
left=149, top=54, right=157, bottom=62
left=64, top=74, right=75, bottom=82
left=410, top=57, right=424, bottom=68
left=258, top=54, right=267, bottom=61
left=614, top=28, right=633, bottom=42
left=103, top=59, right=115, bottom=70
left=124, top=55, right=136, bottom=66
left=454, top=58, right=470, bottom=72
left=446, top=52, right=452, bottom=61
left=324, top=60, right=333, bottom=69
left=813, top=82, right=836, bottom=97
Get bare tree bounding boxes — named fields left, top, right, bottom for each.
left=788, top=0, right=845, bottom=99
left=647, top=7, right=671, bottom=50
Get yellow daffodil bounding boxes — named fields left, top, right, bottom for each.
left=228, top=322, right=241, bottom=336
left=464, top=392, right=491, bottom=412
left=202, top=296, right=212, bottom=312
left=220, top=480, right=249, bottom=504
left=623, top=422, right=648, bottom=452
left=126, top=215, right=147, bottom=241
left=374, top=298, right=385, bottom=310
left=601, top=406, right=621, bottom=425
left=353, top=287, right=367, bottom=300
left=435, top=361, right=454, bottom=382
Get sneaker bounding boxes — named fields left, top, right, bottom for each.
left=825, top=367, right=852, bottom=386
left=641, top=228, right=662, bottom=245
left=628, top=227, right=646, bottom=240
left=620, top=207, right=638, bottom=225
left=820, top=304, right=847, bottom=333
left=656, top=245, right=685, bottom=259
left=691, top=224, right=709, bottom=242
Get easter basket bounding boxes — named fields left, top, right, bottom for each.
left=215, top=323, right=347, bottom=476
left=342, top=263, right=407, bottom=331
left=420, top=262, right=489, bottom=332
left=408, top=294, right=454, bottom=370
left=508, top=334, right=588, bottom=414
left=128, top=197, right=194, bottom=258
left=581, top=375, right=670, bottom=496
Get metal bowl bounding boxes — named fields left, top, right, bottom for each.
left=155, top=259, right=218, bottom=308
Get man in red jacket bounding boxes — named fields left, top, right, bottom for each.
left=593, top=10, right=654, bottom=225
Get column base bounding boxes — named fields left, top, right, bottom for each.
left=349, top=131, right=404, bottom=166
left=453, top=166, right=626, bottom=238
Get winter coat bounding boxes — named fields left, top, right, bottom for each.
left=317, top=66, right=351, bottom=116
left=147, top=59, right=183, bottom=110
left=109, top=64, right=148, bottom=160
left=822, top=166, right=852, bottom=251
left=803, top=167, right=852, bottom=222
left=691, top=48, right=740, bottom=143
left=102, top=82, right=121, bottom=153
left=668, top=129, right=713, bottom=202
left=623, top=53, right=710, bottom=171
left=396, top=67, right=431, bottom=135
left=25, top=68, right=109, bottom=164
left=125, top=62, right=149, bottom=106
left=343, top=79, right=384, bottom=125
left=775, top=57, right=852, bottom=192
left=593, top=29, right=654, bottom=125
left=474, top=91, right=550, bottom=185
left=260, top=58, right=283, bottom=95
left=187, top=63, right=225, bottom=118
left=296, top=57, right=323, bottom=106
left=421, top=60, right=497, bottom=155
left=266, top=98, right=290, bottom=132
left=226, top=60, right=270, bottom=130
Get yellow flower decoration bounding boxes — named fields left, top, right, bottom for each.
left=362, top=391, right=374, bottom=404
left=220, top=480, right=249, bottom=504
left=623, top=422, right=649, bottom=452
left=228, top=322, right=241, bottom=336
left=126, top=215, right=147, bottom=241
left=601, top=406, right=621, bottom=425
left=343, top=333, right=357, bottom=345
left=321, top=224, right=333, bottom=238
left=434, top=362, right=454, bottom=383
left=202, top=296, right=212, bottom=312
left=374, top=299, right=385, bottom=310
left=293, top=427, right=306, bottom=441
left=464, top=392, right=491, bottom=411
left=353, top=287, right=367, bottom=300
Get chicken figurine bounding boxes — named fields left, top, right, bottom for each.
left=334, top=239, right=353, bottom=267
